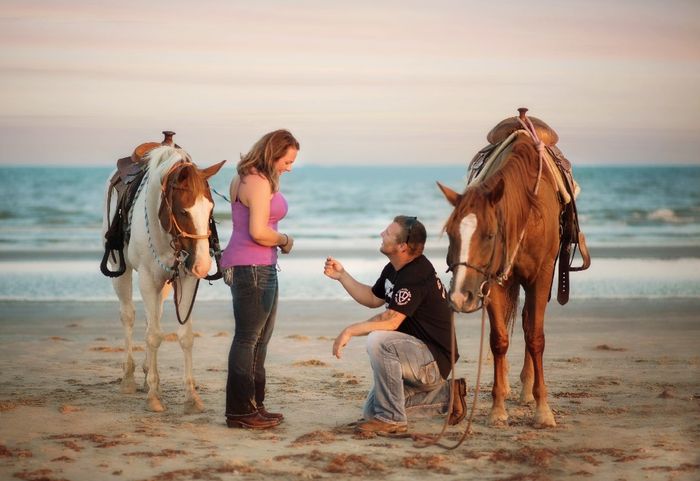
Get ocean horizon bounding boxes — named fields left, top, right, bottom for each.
left=0, top=164, right=699, bottom=302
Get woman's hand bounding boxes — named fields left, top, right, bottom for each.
left=280, top=234, right=294, bottom=254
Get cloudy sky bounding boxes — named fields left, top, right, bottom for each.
left=1, top=0, right=698, bottom=166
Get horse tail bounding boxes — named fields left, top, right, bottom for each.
left=504, top=282, right=519, bottom=337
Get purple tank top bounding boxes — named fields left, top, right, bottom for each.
left=220, top=191, right=288, bottom=267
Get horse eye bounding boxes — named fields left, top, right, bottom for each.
left=180, top=209, right=187, bottom=215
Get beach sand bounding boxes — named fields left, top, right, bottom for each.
left=1, top=298, right=699, bottom=480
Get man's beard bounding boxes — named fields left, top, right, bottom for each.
left=380, top=243, right=398, bottom=257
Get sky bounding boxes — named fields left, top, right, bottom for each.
left=1, top=0, right=699, bottom=166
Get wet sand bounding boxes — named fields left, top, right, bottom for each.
left=1, top=298, right=699, bottom=480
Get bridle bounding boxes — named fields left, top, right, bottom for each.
left=160, top=161, right=212, bottom=244
left=144, top=159, right=223, bottom=324
left=445, top=212, right=506, bottom=301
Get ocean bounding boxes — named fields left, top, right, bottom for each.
left=0, top=165, right=699, bottom=302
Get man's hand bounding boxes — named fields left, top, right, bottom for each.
left=323, top=256, right=344, bottom=280
left=332, top=328, right=351, bottom=359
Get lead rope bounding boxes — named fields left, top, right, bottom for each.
left=410, top=294, right=488, bottom=450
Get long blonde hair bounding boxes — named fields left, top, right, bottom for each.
left=237, top=129, right=300, bottom=192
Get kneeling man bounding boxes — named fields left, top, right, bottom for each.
left=323, top=215, right=466, bottom=434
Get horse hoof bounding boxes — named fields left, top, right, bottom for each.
left=488, top=410, right=509, bottom=426
left=534, top=410, right=556, bottom=428
left=147, top=398, right=166, bottom=412
left=184, top=398, right=205, bottom=414
left=120, top=379, right=137, bottom=394
left=519, top=393, right=535, bottom=405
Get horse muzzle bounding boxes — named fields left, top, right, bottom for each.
left=179, top=244, right=212, bottom=279
left=449, top=280, right=491, bottom=313
left=449, top=290, right=482, bottom=313
left=189, top=255, right=212, bottom=279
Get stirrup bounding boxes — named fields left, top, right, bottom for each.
left=569, top=232, right=591, bottom=272
left=100, top=249, right=126, bottom=277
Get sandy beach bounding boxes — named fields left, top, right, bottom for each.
left=1, top=297, right=698, bottom=480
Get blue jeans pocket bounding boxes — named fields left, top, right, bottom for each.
left=417, top=360, right=440, bottom=386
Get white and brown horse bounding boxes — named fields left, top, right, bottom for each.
left=102, top=146, right=224, bottom=413
left=438, top=118, right=564, bottom=428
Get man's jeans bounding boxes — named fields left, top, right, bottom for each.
left=225, top=265, right=278, bottom=417
left=363, top=330, right=450, bottom=425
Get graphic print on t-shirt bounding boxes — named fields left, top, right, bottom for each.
left=394, top=287, right=412, bottom=306
left=384, top=278, right=395, bottom=305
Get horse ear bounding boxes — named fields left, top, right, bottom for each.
left=200, top=160, right=227, bottom=180
left=437, top=182, right=460, bottom=206
left=488, top=178, right=505, bottom=205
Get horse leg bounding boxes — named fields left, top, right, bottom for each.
left=174, top=277, right=204, bottom=414
left=140, top=273, right=166, bottom=412
left=178, top=318, right=204, bottom=414
left=519, top=349, right=535, bottom=404
left=523, top=285, right=556, bottom=427
left=519, top=299, right=535, bottom=404
left=487, top=288, right=510, bottom=426
left=503, top=355, right=512, bottom=399
left=113, top=269, right=137, bottom=394
left=141, top=282, right=172, bottom=393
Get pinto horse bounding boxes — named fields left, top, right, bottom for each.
left=102, top=146, right=225, bottom=413
left=438, top=119, right=564, bottom=428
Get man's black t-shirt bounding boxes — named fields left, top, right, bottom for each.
left=371, top=255, right=458, bottom=379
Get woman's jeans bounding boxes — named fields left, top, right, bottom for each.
left=225, top=265, right=278, bottom=417
left=363, top=330, right=450, bottom=425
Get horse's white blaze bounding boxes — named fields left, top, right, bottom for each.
left=188, top=196, right=213, bottom=278
left=453, top=213, right=477, bottom=291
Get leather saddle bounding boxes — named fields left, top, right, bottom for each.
left=100, top=131, right=180, bottom=277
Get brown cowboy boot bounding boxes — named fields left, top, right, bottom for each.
left=257, top=403, right=284, bottom=420
left=355, top=418, right=408, bottom=434
left=226, top=411, right=281, bottom=430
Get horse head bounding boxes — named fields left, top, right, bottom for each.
left=438, top=178, right=506, bottom=313
left=158, top=155, right=226, bottom=278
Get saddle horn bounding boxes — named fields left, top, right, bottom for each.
left=162, top=131, right=176, bottom=146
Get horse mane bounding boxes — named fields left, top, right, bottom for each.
left=447, top=134, right=543, bottom=245
left=482, top=135, right=543, bottom=257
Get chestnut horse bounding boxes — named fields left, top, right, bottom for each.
left=438, top=129, right=561, bottom=428
left=102, top=146, right=225, bottom=413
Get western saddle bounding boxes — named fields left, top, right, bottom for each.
left=100, top=131, right=180, bottom=277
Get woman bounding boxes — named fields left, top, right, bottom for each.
left=220, top=129, right=298, bottom=429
